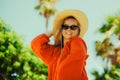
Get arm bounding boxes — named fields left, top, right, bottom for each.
left=31, top=33, right=58, bottom=66
left=58, top=37, right=88, bottom=80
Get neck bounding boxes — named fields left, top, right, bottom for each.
left=63, top=38, right=70, bottom=45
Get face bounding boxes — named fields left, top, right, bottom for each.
left=61, top=18, right=80, bottom=40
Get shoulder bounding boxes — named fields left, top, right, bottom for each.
left=70, top=36, right=87, bottom=52
left=71, top=36, right=85, bottom=42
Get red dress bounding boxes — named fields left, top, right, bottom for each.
left=31, top=34, right=88, bottom=80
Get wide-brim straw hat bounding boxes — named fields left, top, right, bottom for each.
left=52, top=9, right=88, bottom=38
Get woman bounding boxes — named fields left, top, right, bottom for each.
left=31, top=10, right=89, bottom=80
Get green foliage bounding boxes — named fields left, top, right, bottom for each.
left=98, top=13, right=120, bottom=37
left=93, top=12, right=120, bottom=79
left=98, top=24, right=112, bottom=33
left=0, top=19, right=48, bottom=80
left=95, top=38, right=114, bottom=58
left=114, top=16, right=120, bottom=35
left=93, top=65, right=120, bottom=80
left=35, top=0, right=57, bottom=17
left=92, top=69, right=108, bottom=80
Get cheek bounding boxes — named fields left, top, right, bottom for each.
left=73, top=30, right=79, bottom=36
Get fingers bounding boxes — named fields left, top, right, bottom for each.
left=46, top=32, right=53, bottom=38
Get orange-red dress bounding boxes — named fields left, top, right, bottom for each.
left=31, top=34, right=88, bottom=80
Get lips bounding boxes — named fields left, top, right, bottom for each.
left=65, top=32, right=72, bottom=35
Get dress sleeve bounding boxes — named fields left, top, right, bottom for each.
left=58, top=37, right=88, bottom=80
left=31, top=34, right=59, bottom=66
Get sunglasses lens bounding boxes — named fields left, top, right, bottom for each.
left=62, top=25, right=68, bottom=30
left=62, top=25, right=78, bottom=30
left=71, top=26, right=78, bottom=30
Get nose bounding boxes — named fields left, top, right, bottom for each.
left=67, top=27, right=72, bottom=30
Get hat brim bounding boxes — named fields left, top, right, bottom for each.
left=52, top=10, right=88, bottom=37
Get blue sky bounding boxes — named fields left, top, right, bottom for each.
left=0, top=0, right=120, bottom=79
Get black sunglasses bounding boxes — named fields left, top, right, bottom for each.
left=61, top=25, right=78, bottom=30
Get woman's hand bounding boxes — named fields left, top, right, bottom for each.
left=46, top=32, right=53, bottom=38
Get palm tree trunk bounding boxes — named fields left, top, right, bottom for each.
left=46, top=18, right=49, bottom=32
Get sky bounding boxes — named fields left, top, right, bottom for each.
left=0, top=0, right=120, bottom=79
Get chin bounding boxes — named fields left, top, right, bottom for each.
left=64, top=36, right=72, bottom=40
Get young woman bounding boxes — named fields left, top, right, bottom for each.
left=31, top=10, right=89, bottom=80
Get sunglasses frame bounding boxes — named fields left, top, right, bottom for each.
left=61, top=25, right=79, bottom=30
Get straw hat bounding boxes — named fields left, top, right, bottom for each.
left=52, top=9, right=88, bottom=37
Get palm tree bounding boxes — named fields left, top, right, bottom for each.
left=93, top=12, right=120, bottom=80
left=35, top=0, right=57, bottom=32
